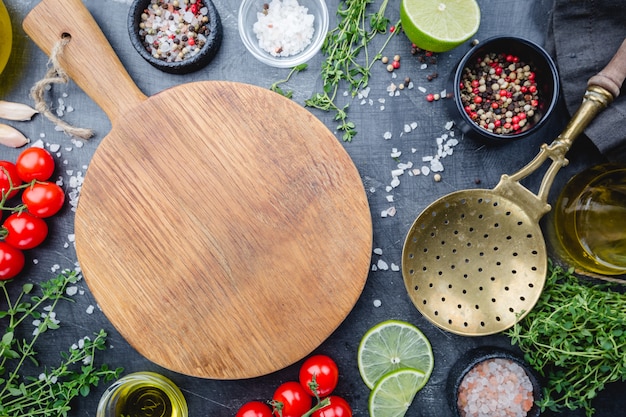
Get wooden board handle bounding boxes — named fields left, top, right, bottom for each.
left=588, top=38, right=626, bottom=99
left=23, top=0, right=147, bottom=123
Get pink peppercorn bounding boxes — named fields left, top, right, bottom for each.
left=426, top=94, right=435, bottom=102
left=392, top=60, right=400, bottom=69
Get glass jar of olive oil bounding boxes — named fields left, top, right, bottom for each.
left=0, top=0, right=12, bottom=75
left=97, top=372, right=188, bottom=417
left=553, top=163, right=626, bottom=276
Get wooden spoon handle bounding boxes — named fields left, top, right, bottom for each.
left=23, top=0, right=147, bottom=124
left=588, top=38, right=626, bottom=98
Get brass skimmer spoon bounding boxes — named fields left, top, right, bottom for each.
left=402, top=39, right=626, bottom=336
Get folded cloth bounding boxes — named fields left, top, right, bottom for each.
left=546, top=0, right=626, bottom=162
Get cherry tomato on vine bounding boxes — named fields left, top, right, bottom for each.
left=15, top=147, right=55, bottom=182
left=0, top=161, right=22, bottom=199
left=0, top=241, right=25, bottom=280
left=22, top=182, right=65, bottom=218
left=2, top=212, right=48, bottom=250
left=299, top=355, right=339, bottom=397
left=312, top=396, right=352, bottom=417
left=272, top=381, right=312, bottom=417
left=235, top=401, right=273, bottom=417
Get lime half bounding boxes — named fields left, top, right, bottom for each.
left=400, top=0, right=480, bottom=52
left=357, top=320, right=434, bottom=389
left=368, top=368, right=426, bottom=417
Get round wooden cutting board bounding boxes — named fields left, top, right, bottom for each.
left=23, top=0, right=372, bottom=379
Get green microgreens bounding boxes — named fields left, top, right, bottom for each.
left=507, top=261, right=626, bottom=417
left=0, top=270, right=123, bottom=417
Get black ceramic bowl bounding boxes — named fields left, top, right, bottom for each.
left=447, top=347, right=543, bottom=417
left=128, top=0, right=223, bottom=74
left=447, top=36, right=560, bottom=144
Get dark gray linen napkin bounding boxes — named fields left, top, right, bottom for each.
left=546, top=0, right=626, bottom=162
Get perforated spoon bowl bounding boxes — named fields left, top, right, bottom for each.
left=402, top=39, right=626, bottom=336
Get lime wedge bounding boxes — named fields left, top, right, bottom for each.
left=368, top=368, right=426, bottom=417
left=400, top=0, right=481, bottom=52
left=357, top=320, right=434, bottom=389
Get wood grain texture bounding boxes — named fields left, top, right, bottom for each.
left=24, top=0, right=372, bottom=379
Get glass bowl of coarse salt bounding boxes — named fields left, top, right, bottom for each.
left=238, top=0, right=329, bottom=68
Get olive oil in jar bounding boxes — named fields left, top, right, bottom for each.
left=553, top=163, right=626, bottom=276
left=0, top=0, right=12, bottom=75
left=97, top=372, right=188, bottom=417
left=116, top=385, right=173, bottom=417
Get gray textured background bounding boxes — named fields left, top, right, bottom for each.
left=0, top=1, right=621, bottom=416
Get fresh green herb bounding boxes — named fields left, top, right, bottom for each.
left=0, top=270, right=123, bottom=416
left=507, top=261, right=626, bottom=417
left=304, top=0, right=398, bottom=142
left=270, top=64, right=309, bottom=98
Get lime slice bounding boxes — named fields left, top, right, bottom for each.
left=357, top=320, right=434, bottom=389
left=368, top=368, right=426, bottom=417
left=400, top=0, right=481, bottom=53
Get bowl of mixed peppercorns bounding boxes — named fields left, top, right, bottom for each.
left=448, top=36, right=560, bottom=143
left=128, top=0, right=223, bottom=74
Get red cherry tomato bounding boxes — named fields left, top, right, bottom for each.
left=312, top=396, right=352, bottom=417
left=299, top=355, right=339, bottom=397
left=2, top=212, right=48, bottom=250
left=0, top=161, right=23, bottom=199
left=15, top=147, right=55, bottom=182
left=272, top=381, right=312, bottom=417
left=22, top=182, right=65, bottom=218
left=0, top=241, right=25, bottom=280
left=236, top=401, right=273, bottom=417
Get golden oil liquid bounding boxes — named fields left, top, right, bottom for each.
left=97, top=372, right=188, bottom=417
left=0, top=0, right=12, bottom=75
left=554, top=163, right=626, bottom=276
left=115, top=385, right=175, bottom=417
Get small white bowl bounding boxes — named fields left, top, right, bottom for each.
left=238, top=0, right=329, bottom=68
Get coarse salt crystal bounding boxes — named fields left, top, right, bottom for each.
left=253, top=0, right=315, bottom=57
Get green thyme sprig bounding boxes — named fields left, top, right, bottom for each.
left=304, top=0, right=398, bottom=141
left=270, top=64, right=309, bottom=98
left=507, top=262, right=626, bottom=417
left=0, top=271, right=123, bottom=417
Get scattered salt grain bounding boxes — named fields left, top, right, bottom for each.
left=86, top=305, right=95, bottom=314
left=373, top=248, right=383, bottom=255
left=377, top=259, right=389, bottom=270
left=373, top=299, right=382, bottom=307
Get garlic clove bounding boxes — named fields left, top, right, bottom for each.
left=0, top=123, right=30, bottom=147
left=0, top=100, right=38, bottom=121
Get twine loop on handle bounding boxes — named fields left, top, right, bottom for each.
left=30, top=35, right=94, bottom=140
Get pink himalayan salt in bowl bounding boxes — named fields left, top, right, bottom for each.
left=447, top=347, right=543, bottom=417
